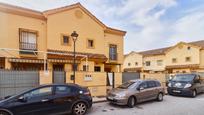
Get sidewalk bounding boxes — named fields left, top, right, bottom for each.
left=93, top=96, right=107, bottom=103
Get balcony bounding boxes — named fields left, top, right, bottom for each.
left=109, top=53, right=117, bottom=61
left=19, top=42, right=37, bottom=55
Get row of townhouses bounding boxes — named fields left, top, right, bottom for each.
left=0, top=2, right=126, bottom=73
left=124, top=41, right=204, bottom=73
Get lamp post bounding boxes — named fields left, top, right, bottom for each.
left=71, top=31, right=79, bottom=84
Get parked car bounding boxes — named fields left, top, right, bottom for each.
left=0, top=84, right=92, bottom=115
left=167, top=73, right=204, bottom=97
left=107, top=79, right=165, bottom=108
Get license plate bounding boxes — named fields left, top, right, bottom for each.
left=108, top=96, right=114, bottom=100
left=173, top=90, right=181, bottom=93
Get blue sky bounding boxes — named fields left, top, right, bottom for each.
left=0, top=0, right=204, bottom=54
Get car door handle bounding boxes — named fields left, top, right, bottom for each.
left=41, top=99, right=49, bottom=102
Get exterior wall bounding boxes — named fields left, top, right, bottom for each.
left=140, top=72, right=166, bottom=87
left=166, top=44, right=200, bottom=66
left=104, top=33, right=124, bottom=64
left=0, top=11, right=47, bottom=59
left=66, top=72, right=107, bottom=96
left=143, top=55, right=166, bottom=71
left=39, top=71, right=52, bottom=84
left=46, top=8, right=105, bottom=54
left=172, top=69, right=190, bottom=73
left=200, top=49, right=204, bottom=67
left=123, top=52, right=143, bottom=69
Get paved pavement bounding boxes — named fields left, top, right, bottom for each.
left=87, top=94, right=204, bottom=115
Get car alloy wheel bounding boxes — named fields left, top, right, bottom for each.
left=127, top=97, right=135, bottom=108
left=157, top=93, right=163, bottom=101
left=73, top=102, right=87, bottom=115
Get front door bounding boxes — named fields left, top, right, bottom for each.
left=12, top=86, right=56, bottom=115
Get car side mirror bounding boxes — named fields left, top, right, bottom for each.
left=138, top=87, right=144, bottom=91
left=18, top=96, right=27, bottom=102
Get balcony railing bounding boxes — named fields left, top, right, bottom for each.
left=20, top=42, right=37, bottom=50
left=19, top=42, right=37, bottom=55
left=109, top=53, right=117, bottom=61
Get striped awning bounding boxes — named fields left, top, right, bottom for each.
left=8, top=58, right=44, bottom=63
left=47, top=59, right=80, bottom=64
left=166, top=64, right=199, bottom=69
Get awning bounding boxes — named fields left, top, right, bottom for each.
left=47, top=59, right=80, bottom=64
left=8, top=58, right=44, bottom=63
left=124, top=67, right=142, bottom=72
left=166, top=64, right=199, bottom=69
left=47, top=49, right=108, bottom=62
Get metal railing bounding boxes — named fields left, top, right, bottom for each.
left=19, top=42, right=37, bottom=50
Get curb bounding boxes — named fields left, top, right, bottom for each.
left=93, top=99, right=107, bottom=104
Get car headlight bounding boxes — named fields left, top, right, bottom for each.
left=184, top=83, right=192, bottom=88
left=115, top=93, right=126, bottom=98
left=168, top=83, right=172, bottom=87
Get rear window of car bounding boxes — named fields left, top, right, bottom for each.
left=55, top=86, right=78, bottom=95
left=155, top=81, right=161, bottom=87
left=147, top=81, right=156, bottom=88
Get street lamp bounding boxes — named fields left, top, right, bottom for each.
left=71, top=31, right=79, bottom=84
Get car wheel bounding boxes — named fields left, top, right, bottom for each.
left=157, top=93, right=163, bottom=101
left=72, top=102, right=87, bottom=115
left=0, top=111, right=10, bottom=115
left=192, top=90, right=197, bottom=98
left=127, top=96, right=136, bottom=108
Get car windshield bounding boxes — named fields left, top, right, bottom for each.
left=172, top=74, right=195, bottom=82
left=117, top=81, right=136, bottom=89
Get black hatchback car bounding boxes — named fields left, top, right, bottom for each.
left=167, top=74, right=204, bottom=97
left=0, top=84, right=92, bottom=115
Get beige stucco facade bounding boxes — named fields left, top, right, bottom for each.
left=124, top=42, right=204, bottom=73
left=123, top=52, right=143, bottom=72
left=0, top=3, right=125, bottom=96
left=143, top=55, right=166, bottom=72
left=0, top=3, right=125, bottom=72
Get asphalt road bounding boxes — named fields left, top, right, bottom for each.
left=87, top=94, right=204, bottom=115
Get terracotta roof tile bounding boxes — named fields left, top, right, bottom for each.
left=138, top=40, right=204, bottom=56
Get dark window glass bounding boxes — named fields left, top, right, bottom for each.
left=155, top=81, right=161, bottom=87
left=63, top=36, right=69, bottom=44
left=55, top=86, right=72, bottom=95
left=83, top=65, right=89, bottom=71
left=147, top=81, right=156, bottom=88
left=94, top=66, right=101, bottom=72
left=140, top=82, right=148, bottom=89
left=109, top=45, right=117, bottom=60
left=23, top=86, right=53, bottom=100
left=146, top=61, right=151, bottom=66
left=20, top=31, right=37, bottom=50
left=172, top=58, right=177, bottom=63
left=88, top=40, right=94, bottom=48
left=172, top=74, right=195, bottom=82
left=128, top=63, right=131, bottom=66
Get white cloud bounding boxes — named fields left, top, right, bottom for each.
left=169, top=11, right=204, bottom=44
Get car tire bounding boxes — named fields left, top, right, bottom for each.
left=157, top=93, right=163, bottom=101
left=192, top=90, right=197, bottom=98
left=0, top=111, right=10, bottom=115
left=127, top=96, right=136, bottom=108
left=72, top=102, right=87, bottom=115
